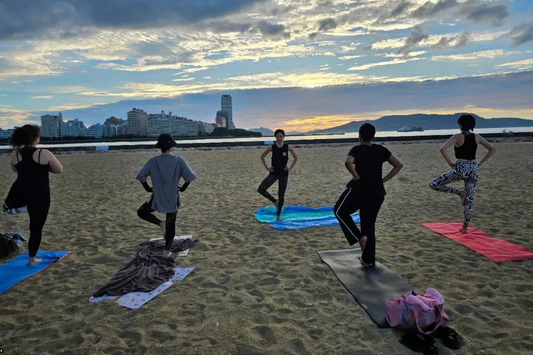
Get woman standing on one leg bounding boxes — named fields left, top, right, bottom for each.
left=258, top=129, right=298, bottom=221
left=3, top=125, right=63, bottom=266
left=136, top=133, right=197, bottom=258
left=429, top=114, right=496, bottom=233
left=334, top=123, right=403, bottom=267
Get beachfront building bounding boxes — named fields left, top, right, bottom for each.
left=104, top=116, right=124, bottom=126
left=83, top=124, right=104, bottom=138
left=41, top=113, right=63, bottom=138
left=170, top=117, right=198, bottom=137
left=198, top=121, right=215, bottom=135
left=221, top=95, right=234, bottom=129
left=127, top=108, right=148, bottom=136
left=216, top=111, right=227, bottom=128
left=146, top=111, right=172, bottom=137
left=61, top=119, right=85, bottom=137
left=0, top=128, right=14, bottom=139
left=116, top=123, right=128, bottom=136
left=102, top=124, right=117, bottom=137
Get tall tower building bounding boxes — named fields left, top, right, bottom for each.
left=221, top=95, right=234, bottom=129
left=127, top=108, right=148, bottom=136
left=40, top=113, right=63, bottom=138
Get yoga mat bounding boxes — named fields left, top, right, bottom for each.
left=421, top=222, right=533, bottom=262
left=317, top=249, right=411, bottom=328
left=90, top=267, right=195, bottom=309
left=0, top=251, right=71, bottom=295
left=255, top=206, right=360, bottom=230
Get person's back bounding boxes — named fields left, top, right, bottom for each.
left=14, top=147, right=50, bottom=187
left=348, top=144, right=390, bottom=198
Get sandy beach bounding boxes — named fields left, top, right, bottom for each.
left=1, top=141, right=532, bottom=355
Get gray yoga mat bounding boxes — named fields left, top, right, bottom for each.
left=317, top=249, right=412, bottom=328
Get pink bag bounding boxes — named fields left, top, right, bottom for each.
left=384, top=288, right=450, bottom=334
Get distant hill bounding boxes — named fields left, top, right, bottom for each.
left=249, top=127, right=274, bottom=136
left=311, top=113, right=533, bottom=134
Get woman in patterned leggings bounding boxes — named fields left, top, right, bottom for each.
left=429, top=114, right=496, bottom=233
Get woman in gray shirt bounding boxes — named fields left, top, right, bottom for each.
left=136, top=133, right=197, bottom=257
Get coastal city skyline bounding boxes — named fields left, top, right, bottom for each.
left=0, top=1, right=532, bottom=132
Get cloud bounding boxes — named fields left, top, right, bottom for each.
left=463, top=3, right=509, bottom=27
left=0, top=0, right=265, bottom=41
left=412, top=0, right=459, bottom=18
left=348, top=58, right=422, bottom=71
left=31, top=96, right=54, bottom=99
left=256, top=20, right=290, bottom=39
left=431, top=49, right=518, bottom=62
left=397, top=26, right=429, bottom=55
left=508, top=22, right=533, bottom=47
left=0, top=108, right=34, bottom=128
left=497, top=58, right=533, bottom=71
left=431, top=32, right=470, bottom=49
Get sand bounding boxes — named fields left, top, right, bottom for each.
left=1, top=141, right=532, bottom=355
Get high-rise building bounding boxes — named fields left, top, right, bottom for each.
left=127, top=108, right=148, bottom=136
left=40, top=113, right=63, bottom=138
left=105, top=116, right=124, bottom=126
left=83, top=124, right=104, bottom=138
left=61, top=119, right=85, bottom=137
left=116, top=123, right=128, bottom=136
left=221, top=95, right=234, bottom=129
left=198, top=121, right=215, bottom=135
left=216, top=111, right=227, bottom=128
left=102, top=124, right=117, bottom=137
left=0, top=128, right=14, bottom=139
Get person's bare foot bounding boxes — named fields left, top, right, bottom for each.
left=164, top=250, right=173, bottom=258
left=160, top=221, right=166, bottom=237
left=27, top=257, right=43, bottom=266
left=276, top=215, right=283, bottom=222
left=360, top=236, right=368, bottom=251
left=359, top=256, right=375, bottom=267
left=460, top=190, right=467, bottom=206
left=459, top=226, right=468, bottom=234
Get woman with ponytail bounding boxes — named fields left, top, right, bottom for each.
left=4, top=125, right=63, bottom=266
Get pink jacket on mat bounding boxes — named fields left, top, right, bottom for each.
left=384, top=288, right=450, bottom=334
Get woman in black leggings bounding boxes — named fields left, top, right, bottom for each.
left=258, top=129, right=298, bottom=221
left=3, top=125, right=63, bottom=266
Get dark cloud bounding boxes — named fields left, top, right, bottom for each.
left=432, top=32, right=470, bottom=49
left=397, top=26, right=429, bottom=55
left=463, top=3, right=509, bottom=27
left=508, top=22, right=533, bottom=47
left=318, top=18, right=337, bottom=32
left=0, top=0, right=265, bottom=41
left=256, top=21, right=290, bottom=39
left=390, top=1, right=412, bottom=17
left=308, top=18, right=337, bottom=39
left=412, top=0, right=458, bottom=18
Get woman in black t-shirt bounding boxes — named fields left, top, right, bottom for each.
left=334, top=123, right=403, bottom=266
left=258, top=129, right=298, bottom=221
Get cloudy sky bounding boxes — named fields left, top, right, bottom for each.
left=0, top=0, right=532, bottom=131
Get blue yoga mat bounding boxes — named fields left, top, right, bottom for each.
left=255, top=206, right=360, bottom=230
left=0, top=251, right=71, bottom=295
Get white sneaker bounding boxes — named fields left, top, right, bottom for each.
left=3, top=203, right=27, bottom=215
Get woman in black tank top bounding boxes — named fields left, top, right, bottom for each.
left=258, top=129, right=298, bottom=221
left=429, top=114, right=496, bottom=233
left=4, top=125, right=63, bottom=266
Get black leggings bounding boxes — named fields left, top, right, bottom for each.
left=257, top=174, right=288, bottom=216
left=4, top=182, right=50, bottom=258
left=334, top=186, right=384, bottom=264
left=137, top=196, right=177, bottom=251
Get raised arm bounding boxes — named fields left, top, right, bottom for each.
left=288, top=145, right=298, bottom=171
left=476, top=134, right=496, bottom=167
left=344, top=155, right=359, bottom=181
left=382, top=154, right=403, bottom=184
left=41, top=150, right=63, bottom=174
left=439, top=134, right=460, bottom=168
left=260, top=146, right=273, bottom=172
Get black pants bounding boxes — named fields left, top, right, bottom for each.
left=334, top=186, right=384, bottom=264
left=4, top=182, right=50, bottom=258
left=257, top=174, right=288, bottom=216
left=137, top=195, right=177, bottom=251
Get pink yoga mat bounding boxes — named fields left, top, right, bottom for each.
left=421, top=222, right=533, bottom=262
